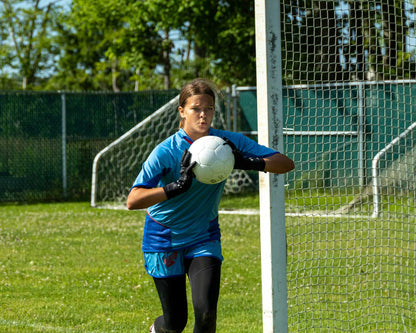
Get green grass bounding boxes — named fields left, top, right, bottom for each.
left=0, top=202, right=262, bottom=332
left=1, top=196, right=415, bottom=332
left=218, top=192, right=259, bottom=210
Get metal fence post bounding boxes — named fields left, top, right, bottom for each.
left=226, top=86, right=231, bottom=130
left=358, top=82, right=366, bottom=188
left=232, top=84, right=238, bottom=132
left=61, top=92, right=67, bottom=199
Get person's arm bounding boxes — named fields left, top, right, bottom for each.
left=223, top=137, right=295, bottom=174
left=127, top=186, right=167, bottom=210
left=126, top=149, right=196, bottom=210
left=263, top=152, right=295, bottom=174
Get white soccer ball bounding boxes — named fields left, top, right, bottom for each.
left=188, top=136, right=235, bottom=184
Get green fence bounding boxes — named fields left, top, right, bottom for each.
left=0, top=90, right=178, bottom=202
left=2, top=82, right=416, bottom=203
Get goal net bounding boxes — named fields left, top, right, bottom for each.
left=91, top=95, right=255, bottom=209
left=280, top=1, right=416, bottom=331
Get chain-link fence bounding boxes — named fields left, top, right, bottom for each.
left=0, top=90, right=179, bottom=202
left=5, top=83, right=415, bottom=205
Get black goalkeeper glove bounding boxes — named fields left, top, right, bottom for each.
left=163, top=149, right=196, bottom=199
left=223, top=137, right=266, bottom=171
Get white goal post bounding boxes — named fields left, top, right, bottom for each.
left=255, top=0, right=288, bottom=332
left=371, top=120, right=416, bottom=218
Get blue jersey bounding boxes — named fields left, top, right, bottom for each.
left=131, top=128, right=277, bottom=252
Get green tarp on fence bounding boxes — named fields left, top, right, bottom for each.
left=0, top=90, right=178, bottom=202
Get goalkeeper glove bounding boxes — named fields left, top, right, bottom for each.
left=223, top=137, right=266, bottom=171
left=163, top=149, right=196, bottom=199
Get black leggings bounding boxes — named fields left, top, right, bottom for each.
left=152, top=256, right=222, bottom=333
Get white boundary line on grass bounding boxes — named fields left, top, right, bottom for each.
left=286, top=212, right=368, bottom=219
left=219, top=209, right=259, bottom=215
left=96, top=206, right=369, bottom=218
left=97, top=206, right=261, bottom=215
left=0, top=319, right=83, bottom=332
left=220, top=210, right=368, bottom=218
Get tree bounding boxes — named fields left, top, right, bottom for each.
left=281, top=0, right=413, bottom=84
left=307, top=0, right=342, bottom=83
left=46, top=0, right=163, bottom=91
left=381, top=0, right=407, bottom=79
left=143, top=0, right=185, bottom=89
left=347, top=0, right=409, bottom=80
left=0, top=0, right=61, bottom=90
left=123, top=1, right=164, bottom=90
left=170, top=0, right=257, bottom=86
left=209, top=0, right=257, bottom=86
left=348, top=0, right=366, bottom=81
left=53, top=0, right=133, bottom=91
left=3, top=0, right=262, bottom=90
left=140, top=0, right=259, bottom=88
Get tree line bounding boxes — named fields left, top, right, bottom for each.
left=1, top=0, right=415, bottom=92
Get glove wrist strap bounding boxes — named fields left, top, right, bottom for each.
left=249, top=157, right=265, bottom=171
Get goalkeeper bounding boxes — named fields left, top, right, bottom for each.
left=127, top=78, right=294, bottom=333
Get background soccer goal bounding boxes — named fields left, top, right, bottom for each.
left=90, top=96, right=255, bottom=209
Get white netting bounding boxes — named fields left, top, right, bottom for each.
left=279, top=1, right=416, bottom=331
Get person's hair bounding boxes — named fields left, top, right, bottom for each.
left=178, top=78, right=217, bottom=128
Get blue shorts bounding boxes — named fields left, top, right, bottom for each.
left=143, top=240, right=223, bottom=278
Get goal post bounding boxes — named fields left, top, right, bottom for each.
left=371, top=120, right=416, bottom=218
left=255, top=0, right=288, bottom=332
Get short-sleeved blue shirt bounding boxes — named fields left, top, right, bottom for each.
left=131, top=128, right=277, bottom=253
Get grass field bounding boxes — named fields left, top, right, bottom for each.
left=0, top=197, right=263, bottom=332
left=1, top=194, right=415, bottom=332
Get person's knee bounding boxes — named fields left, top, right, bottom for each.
left=195, top=310, right=217, bottom=332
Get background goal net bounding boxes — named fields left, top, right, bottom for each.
left=279, top=1, right=416, bottom=331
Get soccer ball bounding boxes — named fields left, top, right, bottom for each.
left=188, top=136, right=235, bottom=184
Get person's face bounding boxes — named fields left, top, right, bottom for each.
left=179, top=94, right=215, bottom=141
